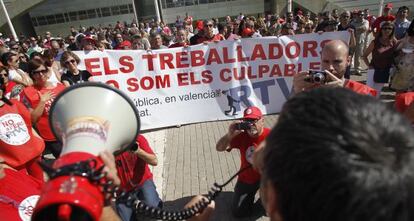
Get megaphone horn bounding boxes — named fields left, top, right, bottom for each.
left=33, top=82, right=140, bottom=221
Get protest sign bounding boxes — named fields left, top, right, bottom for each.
left=75, top=31, right=349, bottom=130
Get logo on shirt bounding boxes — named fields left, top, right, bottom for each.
left=245, top=146, right=255, bottom=165
left=0, top=114, right=30, bottom=145
left=18, top=195, right=39, bottom=221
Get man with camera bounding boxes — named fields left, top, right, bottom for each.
left=293, top=40, right=376, bottom=96
left=216, top=106, right=270, bottom=218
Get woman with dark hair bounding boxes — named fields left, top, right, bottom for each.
left=21, top=59, right=65, bottom=158
left=42, top=49, right=62, bottom=85
left=362, top=21, right=397, bottom=98
left=60, top=51, right=93, bottom=86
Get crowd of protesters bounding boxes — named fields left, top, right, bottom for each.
left=0, top=2, right=414, bottom=221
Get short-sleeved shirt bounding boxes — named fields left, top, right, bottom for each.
left=395, top=19, right=411, bottom=40
left=0, top=168, right=42, bottom=221
left=0, top=100, right=45, bottom=168
left=61, top=70, right=92, bottom=85
left=344, top=79, right=377, bottom=96
left=116, top=135, right=155, bottom=192
left=229, top=128, right=271, bottom=184
left=21, top=84, right=66, bottom=141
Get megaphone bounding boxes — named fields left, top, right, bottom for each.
left=32, top=82, right=140, bottom=221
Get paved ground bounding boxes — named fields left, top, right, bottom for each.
left=143, top=68, right=396, bottom=221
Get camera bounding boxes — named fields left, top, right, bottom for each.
left=236, top=122, right=251, bottom=131
left=305, top=70, right=327, bottom=84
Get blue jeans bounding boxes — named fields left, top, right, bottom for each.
left=116, top=179, right=162, bottom=221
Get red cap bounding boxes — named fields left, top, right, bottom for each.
left=118, top=40, right=132, bottom=49
left=196, top=20, right=204, bottom=31
left=242, top=28, right=254, bottom=37
left=81, top=35, right=96, bottom=45
left=385, top=3, right=393, bottom=9
left=243, top=106, right=262, bottom=120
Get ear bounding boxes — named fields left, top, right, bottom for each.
left=346, top=55, right=351, bottom=66
left=261, top=180, right=283, bottom=221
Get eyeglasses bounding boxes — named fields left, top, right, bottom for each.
left=382, top=27, right=393, bottom=30
left=32, top=69, right=48, bottom=76
left=64, top=59, right=77, bottom=65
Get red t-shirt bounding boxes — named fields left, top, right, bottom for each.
left=395, top=92, right=414, bottom=113
left=21, top=84, right=66, bottom=141
left=196, top=34, right=223, bottom=44
left=372, top=15, right=395, bottom=32
left=169, top=42, right=188, bottom=48
left=229, top=128, right=270, bottom=184
left=345, top=80, right=377, bottom=97
left=0, top=168, right=43, bottom=221
left=116, top=135, right=154, bottom=192
left=0, top=100, right=45, bottom=168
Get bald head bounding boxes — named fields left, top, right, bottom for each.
left=321, top=40, right=350, bottom=79
left=322, top=40, right=349, bottom=56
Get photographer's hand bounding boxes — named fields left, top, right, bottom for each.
left=216, top=121, right=242, bottom=152
left=293, top=71, right=317, bottom=94
left=324, top=70, right=345, bottom=88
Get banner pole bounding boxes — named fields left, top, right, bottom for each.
left=0, top=0, right=18, bottom=41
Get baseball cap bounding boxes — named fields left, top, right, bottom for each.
left=385, top=3, right=393, bottom=9
left=243, top=106, right=263, bottom=120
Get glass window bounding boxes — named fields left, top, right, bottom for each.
left=46, top=15, right=56, bottom=25
left=31, top=17, right=38, bottom=26
left=78, top=10, right=87, bottom=20
left=101, top=7, right=111, bottom=17
left=64, top=13, right=70, bottom=21
left=55, top=13, right=65, bottom=23
left=111, top=6, right=120, bottom=15
left=37, top=16, right=47, bottom=26
left=87, top=9, right=97, bottom=19
left=69, top=12, right=78, bottom=21
left=120, top=5, right=129, bottom=14
left=96, top=8, right=102, bottom=17
left=128, top=4, right=134, bottom=13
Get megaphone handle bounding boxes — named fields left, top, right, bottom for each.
left=112, top=165, right=252, bottom=220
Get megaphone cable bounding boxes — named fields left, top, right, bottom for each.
left=114, top=165, right=252, bottom=220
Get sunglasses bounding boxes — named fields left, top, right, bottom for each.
left=382, top=27, right=393, bottom=30
left=244, top=119, right=259, bottom=124
left=64, top=59, right=77, bottom=65
left=11, top=47, right=19, bottom=50
left=32, top=69, right=48, bottom=75
left=205, top=24, right=213, bottom=27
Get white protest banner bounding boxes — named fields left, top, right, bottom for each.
left=74, top=31, right=349, bottom=130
